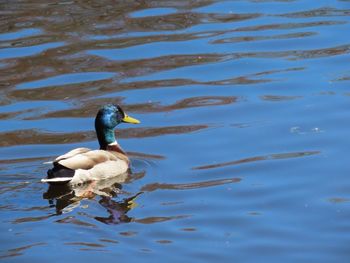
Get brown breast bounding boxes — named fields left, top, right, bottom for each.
left=106, top=144, right=130, bottom=165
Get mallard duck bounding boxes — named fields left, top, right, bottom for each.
left=41, top=104, right=140, bottom=185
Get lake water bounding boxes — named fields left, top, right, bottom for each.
left=1, top=1, right=350, bottom=262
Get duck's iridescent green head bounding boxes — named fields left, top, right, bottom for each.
left=95, top=104, right=140, bottom=149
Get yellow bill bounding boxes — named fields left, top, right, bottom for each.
left=122, top=114, right=140, bottom=124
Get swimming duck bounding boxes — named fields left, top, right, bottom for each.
left=41, top=104, right=140, bottom=185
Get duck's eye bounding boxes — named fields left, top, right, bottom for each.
left=116, top=105, right=125, bottom=117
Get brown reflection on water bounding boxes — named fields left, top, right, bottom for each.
left=212, top=32, right=316, bottom=44
left=0, top=111, right=24, bottom=120
left=6, top=53, right=224, bottom=101
left=35, top=96, right=236, bottom=119
left=1, top=0, right=348, bottom=102
left=0, top=124, right=208, bottom=147
left=193, top=151, right=321, bottom=170
left=0, top=1, right=213, bottom=34
left=277, top=7, right=350, bottom=18
left=128, top=11, right=260, bottom=31
left=56, top=216, right=97, bottom=228
left=4, top=36, right=347, bottom=102
left=12, top=214, right=54, bottom=224
left=7, top=61, right=297, bottom=104
left=141, top=177, right=241, bottom=192
left=128, top=151, right=165, bottom=160
left=8, top=59, right=304, bottom=105
left=0, top=242, right=46, bottom=260
left=0, top=182, right=30, bottom=195
left=1, top=0, right=227, bottom=92
left=128, top=96, right=237, bottom=113
left=260, top=95, right=302, bottom=102
left=128, top=12, right=202, bottom=31
left=235, top=20, right=345, bottom=32
left=242, top=44, right=350, bottom=60
left=334, top=74, right=350, bottom=82
left=2, top=3, right=345, bottom=99
left=0, top=129, right=94, bottom=147
left=121, top=125, right=209, bottom=138
left=135, top=215, right=190, bottom=224
left=64, top=242, right=105, bottom=249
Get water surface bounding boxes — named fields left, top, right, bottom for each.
left=1, top=1, right=350, bottom=262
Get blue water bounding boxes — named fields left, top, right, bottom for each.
left=1, top=1, right=350, bottom=262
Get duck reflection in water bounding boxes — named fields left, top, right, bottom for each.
left=95, top=193, right=141, bottom=224
left=43, top=174, right=142, bottom=225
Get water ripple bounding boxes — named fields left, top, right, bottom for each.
left=0, top=242, right=46, bottom=260
left=1, top=1, right=350, bottom=262
left=193, top=151, right=321, bottom=170
left=141, top=177, right=241, bottom=192
left=16, top=72, right=116, bottom=90
left=0, top=42, right=65, bottom=59
left=0, top=125, right=208, bottom=147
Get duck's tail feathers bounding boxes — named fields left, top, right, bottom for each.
left=42, top=164, right=75, bottom=184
